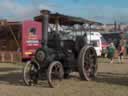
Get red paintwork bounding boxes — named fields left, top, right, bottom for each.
left=22, top=20, right=42, bottom=59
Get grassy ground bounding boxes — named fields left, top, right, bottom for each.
left=0, top=58, right=128, bottom=96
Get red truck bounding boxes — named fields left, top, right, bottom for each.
left=22, top=20, right=42, bottom=60
left=0, top=20, right=42, bottom=62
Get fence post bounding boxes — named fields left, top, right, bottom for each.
left=10, top=52, right=14, bottom=63
left=1, top=52, right=5, bottom=62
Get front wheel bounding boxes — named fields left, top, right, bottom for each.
left=78, top=46, right=97, bottom=81
left=23, top=61, right=39, bottom=86
left=47, top=61, right=64, bottom=88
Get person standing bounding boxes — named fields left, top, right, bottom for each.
left=118, top=44, right=125, bottom=64
left=125, top=40, right=128, bottom=55
left=108, top=42, right=116, bottom=64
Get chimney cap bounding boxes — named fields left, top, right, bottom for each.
left=40, top=9, right=51, bottom=15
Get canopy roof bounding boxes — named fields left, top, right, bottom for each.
left=34, top=11, right=102, bottom=26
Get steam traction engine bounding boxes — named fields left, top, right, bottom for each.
left=23, top=10, right=97, bottom=88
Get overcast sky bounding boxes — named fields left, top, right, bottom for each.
left=1, top=0, right=128, bottom=24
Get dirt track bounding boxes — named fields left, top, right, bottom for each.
left=0, top=60, right=128, bottom=96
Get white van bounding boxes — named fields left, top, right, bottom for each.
left=85, top=32, right=102, bottom=56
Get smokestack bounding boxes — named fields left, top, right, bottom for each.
left=40, top=10, right=50, bottom=47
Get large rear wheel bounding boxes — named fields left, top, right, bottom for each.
left=47, top=61, right=64, bottom=88
left=78, top=46, right=97, bottom=80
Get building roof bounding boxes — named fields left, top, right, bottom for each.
left=0, top=20, right=21, bottom=26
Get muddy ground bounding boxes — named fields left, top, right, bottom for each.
left=0, top=58, right=128, bottom=96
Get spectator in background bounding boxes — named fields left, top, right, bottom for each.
left=118, top=44, right=125, bottom=64
left=108, top=42, right=116, bottom=64
left=125, top=40, right=128, bottom=55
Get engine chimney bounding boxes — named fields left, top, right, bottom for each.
left=40, top=10, right=50, bottom=48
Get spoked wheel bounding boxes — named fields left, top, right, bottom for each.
left=47, top=61, right=64, bottom=88
left=78, top=46, right=97, bottom=80
left=23, top=61, right=39, bottom=86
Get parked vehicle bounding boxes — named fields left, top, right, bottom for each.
left=23, top=10, right=98, bottom=88
left=0, top=20, right=42, bottom=62
left=101, top=32, right=121, bottom=48
left=85, top=32, right=102, bottom=56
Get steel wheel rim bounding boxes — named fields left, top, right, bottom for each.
left=24, top=62, right=38, bottom=86
left=51, top=64, right=62, bottom=85
left=84, top=48, right=97, bottom=78
left=48, top=62, right=63, bottom=87
left=24, top=63, right=32, bottom=85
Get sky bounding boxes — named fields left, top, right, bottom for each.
left=1, top=0, right=128, bottom=24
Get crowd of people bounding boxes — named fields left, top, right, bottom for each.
left=107, top=38, right=126, bottom=64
